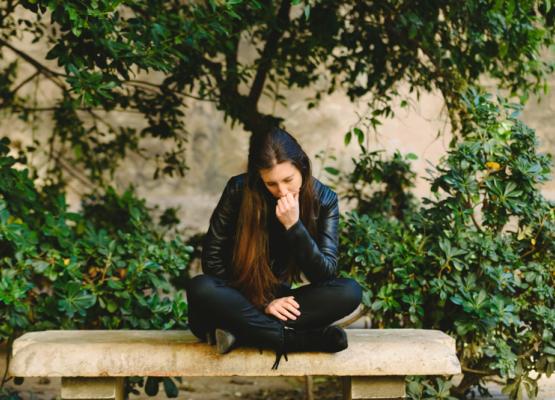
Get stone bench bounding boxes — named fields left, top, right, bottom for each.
left=9, top=329, right=461, bottom=400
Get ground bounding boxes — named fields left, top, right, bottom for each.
left=2, top=343, right=555, bottom=399
left=3, top=374, right=555, bottom=399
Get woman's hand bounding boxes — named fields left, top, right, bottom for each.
left=276, top=192, right=299, bottom=230
left=264, top=296, right=301, bottom=321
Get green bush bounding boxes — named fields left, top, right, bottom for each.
left=0, top=137, right=193, bottom=397
left=0, top=136, right=192, bottom=340
left=338, top=90, right=554, bottom=399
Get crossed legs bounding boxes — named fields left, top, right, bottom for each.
left=186, top=274, right=362, bottom=349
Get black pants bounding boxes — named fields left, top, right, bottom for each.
left=186, top=274, right=362, bottom=350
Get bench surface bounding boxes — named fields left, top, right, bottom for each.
left=10, top=329, right=461, bottom=377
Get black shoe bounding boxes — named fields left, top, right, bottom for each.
left=320, top=325, right=348, bottom=352
left=215, top=328, right=237, bottom=354
left=271, top=325, right=348, bottom=370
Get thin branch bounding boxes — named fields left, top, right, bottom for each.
left=224, top=34, right=240, bottom=94
left=86, top=109, right=117, bottom=133
left=202, top=58, right=225, bottom=89
left=53, top=151, right=94, bottom=191
left=0, top=38, right=67, bottom=91
left=461, top=366, right=496, bottom=376
left=248, top=0, right=291, bottom=106
left=125, top=80, right=216, bottom=102
left=11, top=71, right=40, bottom=94
left=469, top=206, right=484, bottom=233
left=11, top=105, right=144, bottom=114
left=465, top=196, right=484, bottom=233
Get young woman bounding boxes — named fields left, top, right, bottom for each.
left=186, top=127, right=362, bottom=369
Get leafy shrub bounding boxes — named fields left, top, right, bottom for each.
left=0, top=134, right=192, bottom=364
left=338, top=90, right=554, bottom=399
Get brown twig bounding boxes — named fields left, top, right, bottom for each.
left=0, top=38, right=67, bottom=91
left=11, top=71, right=40, bottom=95
left=125, top=80, right=217, bottom=102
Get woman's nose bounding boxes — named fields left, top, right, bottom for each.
left=277, top=184, right=287, bottom=197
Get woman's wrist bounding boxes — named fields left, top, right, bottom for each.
left=284, top=218, right=299, bottom=231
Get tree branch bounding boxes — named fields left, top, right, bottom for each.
left=126, top=80, right=217, bottom=102
left=0, top=38, right=67, bottom=91
left=11, top=71, right=40, bottom=95
left=247, top=0, right=291, bottom=106
left=52, top=150, right=94, bottom=192
left=224, top=34, right=240, bottom=94
left=11, top=105, right=146, bottom=115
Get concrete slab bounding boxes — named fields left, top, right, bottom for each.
left=9, top=329, right=460, bottom=377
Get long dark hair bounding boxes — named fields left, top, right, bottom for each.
left=230, top=127, right=319, bottom=309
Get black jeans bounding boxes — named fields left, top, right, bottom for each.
left=186, top=274, right=363, bottom=350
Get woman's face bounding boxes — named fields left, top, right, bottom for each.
left=259, top=161, right=303, bottom=199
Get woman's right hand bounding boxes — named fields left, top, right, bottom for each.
left=264, top=296, right=301, bottom=321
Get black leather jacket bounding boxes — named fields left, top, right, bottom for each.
left=201, top=173, right=340, bottom=285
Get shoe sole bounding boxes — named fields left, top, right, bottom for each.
left=215, top=328, right=236, bottom=354
left=323, top=325, right=348, bottom=352
left=206, top=330, right=216, bottom=345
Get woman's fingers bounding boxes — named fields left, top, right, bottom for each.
left=285, top=193, right=296, bottom=208
left=279, top=298, right=301, bottom=319
left=267, top=297, right=301, bottom=321
left=269, top=307, right=292, bottom=321
left=277, top=199, right=288, bottom=213
left=285, top=298, right=300, bottom=315
left=286, top=296, right=300, bottom=309
left=277, top=195, right=295, bottom=210
left=287, top=306, right=301, bottom=317
left=269, top=309, right=287, bottom=321
left=277, top=305, right=298, bottom=320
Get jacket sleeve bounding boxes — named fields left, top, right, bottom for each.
left=201, top=178, right=239, bottom=280
left=284, top=191, right=339, bottom=282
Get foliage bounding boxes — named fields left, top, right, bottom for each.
left=0, top=134, right=192, bottom=343
left=339, top=148, right=419, bottom=220
left=0, top=136, right=193, bottom=395
left=407, top=376, right=458, bottom=400
left=0, top=0, right=553, bottom=183
left=0, top=387, right=21, bottom=400
left=337, top=90, right=554, bottom=399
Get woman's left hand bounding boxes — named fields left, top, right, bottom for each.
left=276, top=192, right=299, bottom=230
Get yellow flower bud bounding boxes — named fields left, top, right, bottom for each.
left=485, top=161, right=501, bottom=171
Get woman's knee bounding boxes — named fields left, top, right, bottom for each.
left=186, top=274, right=223, bottom=302
left=335, top=277, right=363, bottom=311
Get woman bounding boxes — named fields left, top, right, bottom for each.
left=186, top=127, right=362, bottom=370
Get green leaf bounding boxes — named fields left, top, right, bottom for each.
left=354, top=128, right=364, bottom=145
left=324, top=167, right=340, bottom=176
left=162, top=377, right=179, bottom=398
left=145, top=377, right=160, bottom=396
left=344, top=131, right=352, bottom=146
